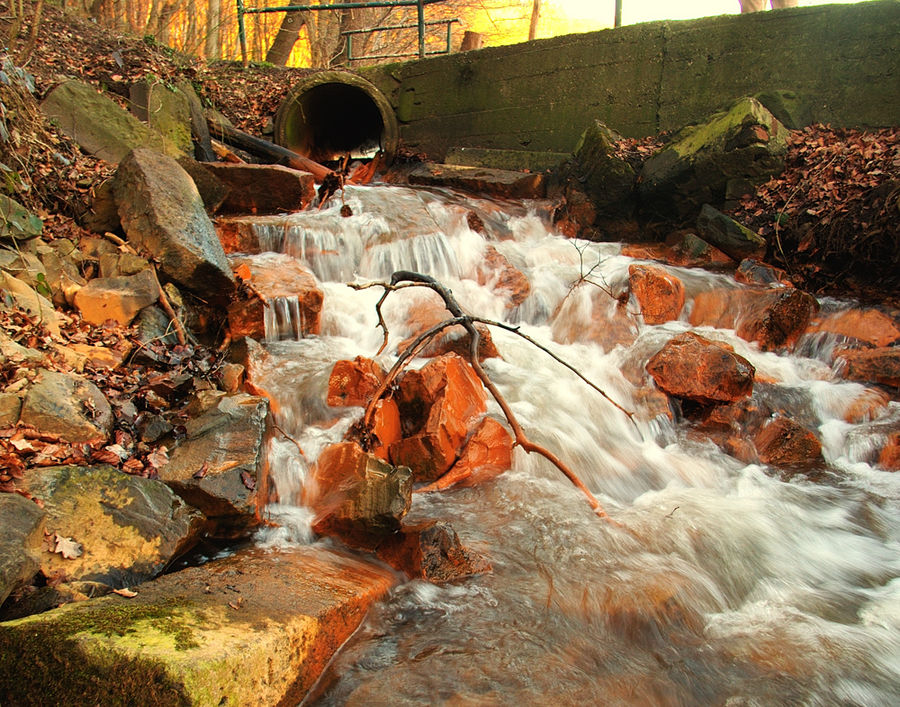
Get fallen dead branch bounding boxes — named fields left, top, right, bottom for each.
left=350, top=271, right=636, bottom=519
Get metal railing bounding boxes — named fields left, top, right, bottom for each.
left=343, top=18, right=458, bottom=62
left=235, top=0, right=448, bottom=67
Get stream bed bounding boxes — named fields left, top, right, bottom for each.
left=237, top=184, right=899, bottom=705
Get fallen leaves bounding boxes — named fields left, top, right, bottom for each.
left=53, top=533, right=83, bottom=560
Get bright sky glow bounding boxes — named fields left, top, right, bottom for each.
left=555, top=0, right=869, bottom=27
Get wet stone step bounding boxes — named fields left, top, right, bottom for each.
left=0, top=546, right=395, bottom=706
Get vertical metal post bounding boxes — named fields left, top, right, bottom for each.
left=347, top=33, right=354, bottom=62
left=445, top=19, right=452, bottom=55
left=236, top=0, right=249, bottom=66
left=614, top=0, right=622, bottom=28
left=417, top=0, right=426, bottom=58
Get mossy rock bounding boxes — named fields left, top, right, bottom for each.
left=639, top=97, right=790, bottom=221
left=0, top=546, right=394, bottom=705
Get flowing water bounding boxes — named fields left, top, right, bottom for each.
left=239, top=184, right=900, bottom=705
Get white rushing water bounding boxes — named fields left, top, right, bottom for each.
left=241, top=184, right=900, bottom=705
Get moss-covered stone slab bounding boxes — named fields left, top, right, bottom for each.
left=130, top=78, right=194, bottom=156
left=444, top=147, right=569, bottom=172
left=17, top=464, right=205, bottom=588
left=639, top=97, right=790, bottom=220
left=41, top=79, right=179, bottom=164
left=0, top=193, right=43, bottom=243
left=0, top=546, right=395, bottom=705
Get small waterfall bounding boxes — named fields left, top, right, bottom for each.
left=235, top=184, right=899, bottom=705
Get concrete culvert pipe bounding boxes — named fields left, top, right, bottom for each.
left=273, top=71, right=399, bottom=166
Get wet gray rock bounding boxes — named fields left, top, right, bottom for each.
left=18, top=464, right=205, bottom=589
left=158, top=393, right=269, bottom=533
left=0, top=494, right=45, bottom=605
left=569, top=120, right=635, bottom=219
left=20, top=369, right=113, bottom=444
left=696, top=204, right=767, bottom=261
left=113, top=148, right=235, bottom=305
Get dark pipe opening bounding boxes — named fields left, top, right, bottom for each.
left=274, top=72, right=399, bottom=167
left=299, top=83, right=384, bottom=162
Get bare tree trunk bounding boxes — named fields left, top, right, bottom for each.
left=265, top=9, right=306, bottom=65
left=528, top=0, right=541, bottom=41
left=205, top=0, right=221, bottom=59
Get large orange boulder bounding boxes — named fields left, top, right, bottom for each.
left=646, top=332, right=755, bottom=405
left=389, top=354, right=488, bottom=481
left=806, top=309, right=900, bottom=349
left=834, top=347, right=900, bottom=388
left=418, top=417, right=513, bottom=492
left=690, top=287, right=818, bottom=350
left=628, top=264, right=685, bottom=325
left=327, top=357, right=386, bottom=408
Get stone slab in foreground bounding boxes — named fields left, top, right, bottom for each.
left=0, top=545, right=394, bottom=706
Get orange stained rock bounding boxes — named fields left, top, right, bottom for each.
left=375, top=520, right=491, bottom=583
left=842, top=387, right=891, bottom=423
left=477, top=245, right=531, bottom=308
left=806, top=309, right=900, bottom=349
left=389, top=353, right=488, bottom=481
left=226, top=254, right=323, bottom=340
left=754, top=415, right=823, bottom=467
left=646, top=332, right=755, bottom=405
left=628, top=264, right=685, bottom=325
left=305, top=440, right=365, bottom=510
left=835, top=347, right=900, bottom=389
left=370, top=397, right=401, bottom=461
left=690, top=287, right=818, bottom=351
left=878, top=433, right=900, bottom=471
left=418, top=417, right=513, bottom=492
left=327, top=357, right=386, bottom=408
left=399, top=296, right=499, bottom=361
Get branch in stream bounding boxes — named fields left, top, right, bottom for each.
left=349, top=272, right=637, bottom=519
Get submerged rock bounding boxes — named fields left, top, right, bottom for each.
left=404, top=162, right=546, bottom=200
left=646, top=332, right=755, bottom=405
left=0, top=546, right=394, bottom=706
left=16, top=464, right=204, bottom=589
left=376, top=520, right=492, bottom=583
left=690, top=286, right=819, bottom=351
left=754, top=414, right=824, bottom=468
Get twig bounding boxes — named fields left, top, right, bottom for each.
left=149, top=264, right=187, bottom=346
left=355, top=272, right=634, bottom=520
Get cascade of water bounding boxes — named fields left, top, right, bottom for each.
left=236, top=184, right=899, bottom=704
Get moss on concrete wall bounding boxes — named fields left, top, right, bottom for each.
left=361, top=1, right=900, bottom=160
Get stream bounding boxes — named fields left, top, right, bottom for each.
left=237, top=184, right=899, bottom=705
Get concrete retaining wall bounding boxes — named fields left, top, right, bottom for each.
left=360, top=1, right=900, bottom=160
